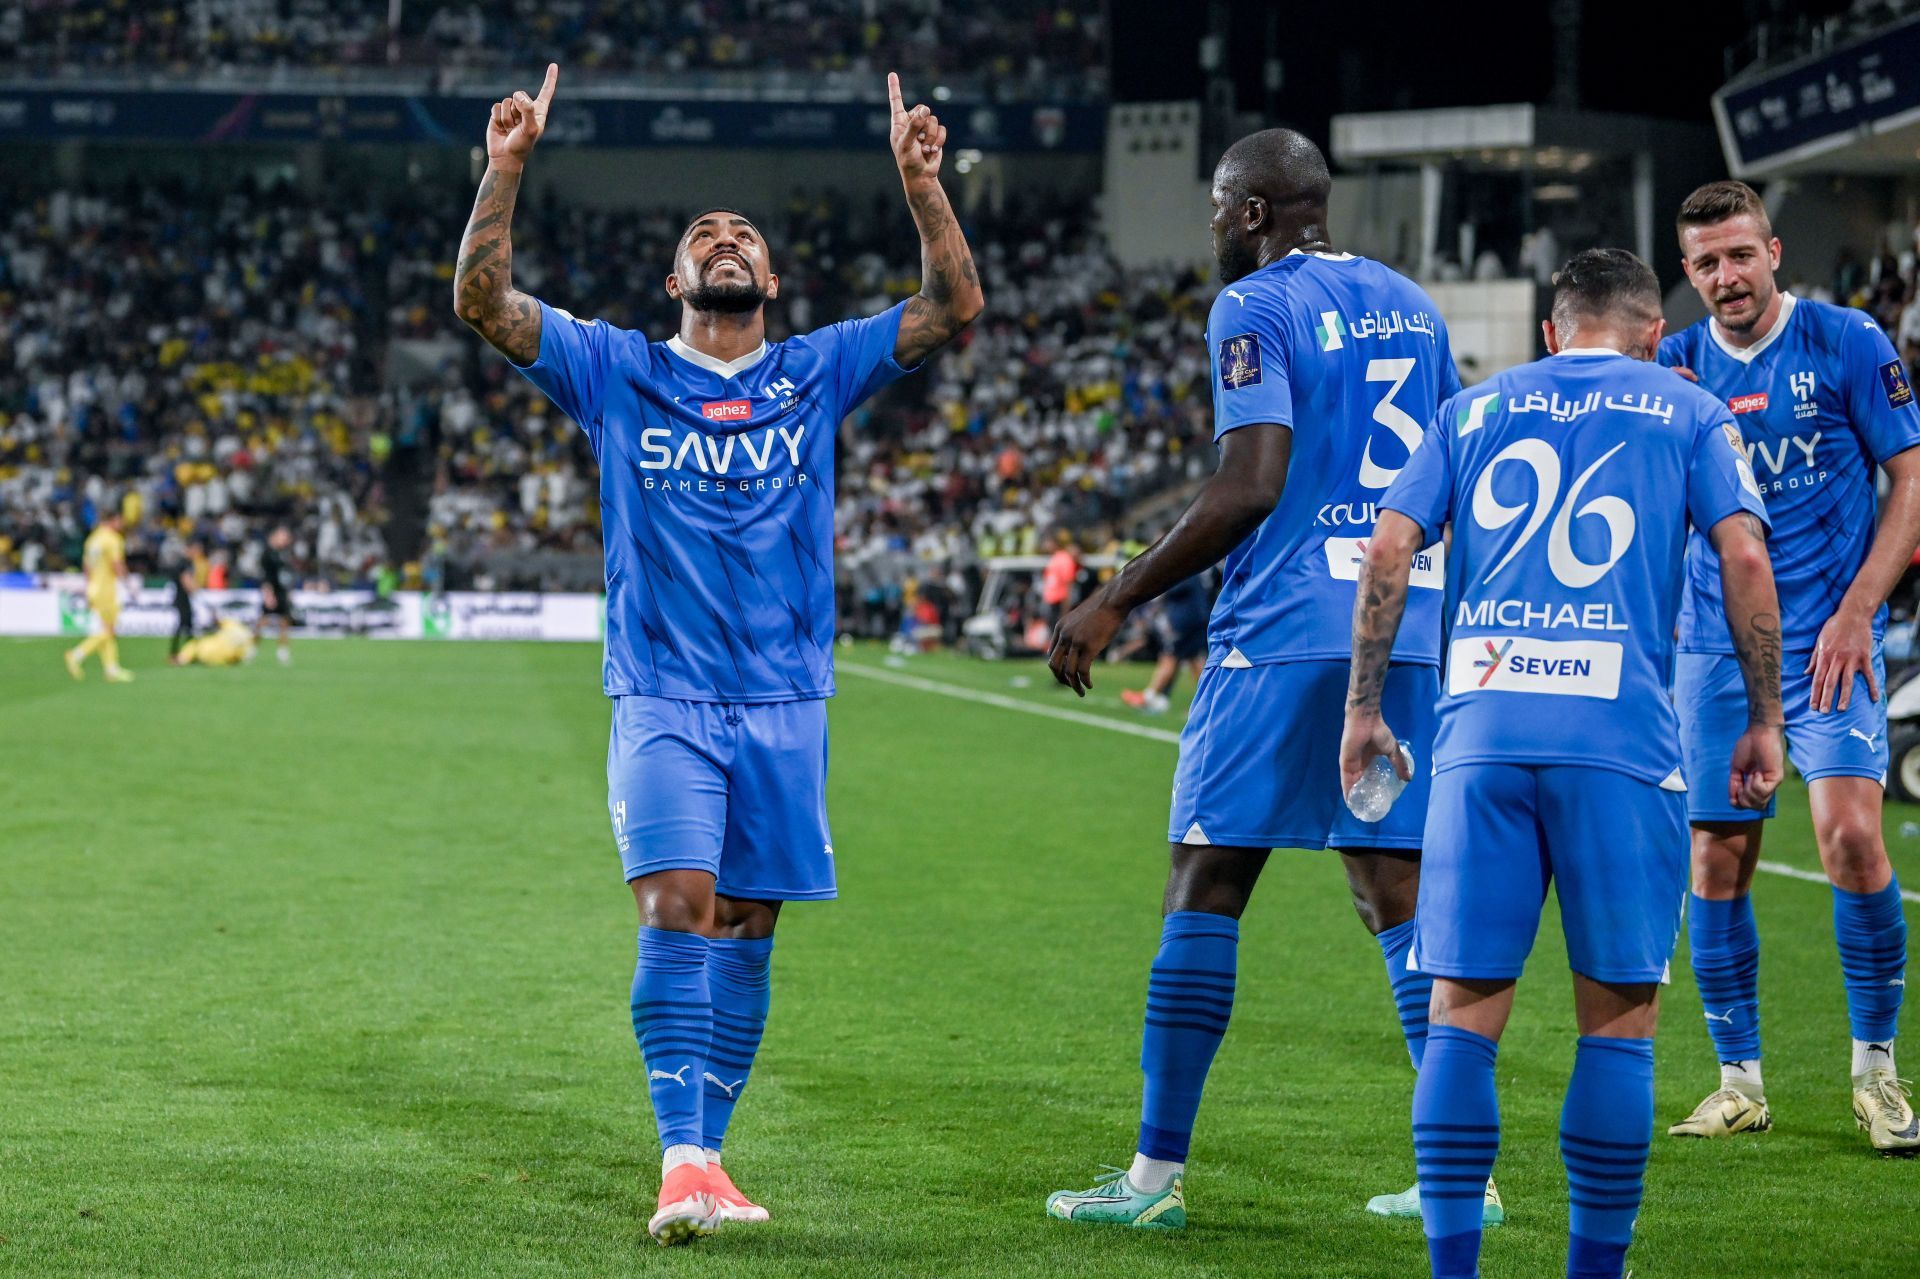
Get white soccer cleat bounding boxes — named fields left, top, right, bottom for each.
left=1365, top=1177, right=1503, bottom=1226
left=1852, top=1070, right=1920, bottom=1156
left=1667, top=1085, right=1772, bottom=1138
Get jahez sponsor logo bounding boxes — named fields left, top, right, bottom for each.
left=702, top=399, right=753, bottom=422
left=1729, top=392, right=1769, bottom=414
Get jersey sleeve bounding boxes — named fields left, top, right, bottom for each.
left=1687, top=403, right=1771, bottom=536
left=512, top=301, right=626, bottom=438
left=1656, top=330, right=1691, bottom=370
left=1378, top=399, right=1456, bottom=548
left=813, top=301, right=915, bottom=418
left=1209, top=292, right=1293, bottom=442
left=1838, top=315, right=1920, bottom=465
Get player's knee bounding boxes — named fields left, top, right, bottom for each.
left=1163, top=847, right=1259, bottom=918
left=1689, top=826, right=1754, bottom=896
left=711, top=896, right=779, bottom=940
left=631, top=874, right=714, bottom=933
left=1814, top=810, right=1888, bottom=889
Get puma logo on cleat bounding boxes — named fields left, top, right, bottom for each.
left=1703, top=1010, right=1735, bottom=1025
left=1849, top=728, right=1881, bottom=748
left=703, top=1072, right=745, bottom=1098
left=648, top=1065, right=692, bottom=1086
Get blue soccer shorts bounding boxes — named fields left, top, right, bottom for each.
left=1675, top=642, right=1887, bottom=823
left=1167, top=660, right=1438, bottom=851
left=1415, top=763, right=1688, bottom=984
left=606, top=694, right=836, bottom=900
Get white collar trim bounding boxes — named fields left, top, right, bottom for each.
left=1708, top=291, right=1796, bottom=365
left=665, top=335, right=769, bottom=377
left=1554, top=346, right=1628, bottom=358
left=1285, top=248, right=1357, bottom=261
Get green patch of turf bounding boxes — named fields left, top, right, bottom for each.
left=2, top=639, right=1914, bottom=1276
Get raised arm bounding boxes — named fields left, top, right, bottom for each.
left=887, top=73, right=984, bottom=367
left=1710, top=510, right=1787, bottom=810
left=453, top=63, right=559, bottom=365
left=1047, top=423, right=1291, bottom=694
left=1338, top=510, right=1422, bottom=795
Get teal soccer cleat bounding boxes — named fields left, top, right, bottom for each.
left=1046, top=1167, right=1187, bottom=1229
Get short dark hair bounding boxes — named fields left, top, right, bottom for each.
left=1550, top=248, right=1661, bottom=332
left=1676, top=180, right=1771, bottom=241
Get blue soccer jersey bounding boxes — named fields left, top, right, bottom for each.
left=1203, top=251, right=1461, bottom=667
left=516, top=300, right=913, bottom=702
left=1381, top=349, right=1769, bottom=785
left=1661, top=293, right=1920, bottom=653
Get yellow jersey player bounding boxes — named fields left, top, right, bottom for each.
left=65, top=511, right=134, bottom=683
left=170, top=618, right=257, bottom=667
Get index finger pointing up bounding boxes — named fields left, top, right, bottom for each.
left=536, top=62, right=559, bottom=108
left=887, top=71, right=905, bottom=121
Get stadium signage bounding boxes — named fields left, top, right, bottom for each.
left=1713, top=14, right=1920, bottom=176
left=0, top=91, right=1104, bottom=153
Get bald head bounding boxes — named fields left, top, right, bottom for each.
left=1209, top=128, right=1335, bottom=283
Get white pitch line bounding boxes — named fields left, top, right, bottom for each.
left=842, top=661, right=1920, bottom=906
left=838, top=661, right=1181, bottom=744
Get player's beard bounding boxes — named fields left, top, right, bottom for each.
left=683, top=264, right=767, bottom=314
left=1216, top=232, right=1260, bottom=285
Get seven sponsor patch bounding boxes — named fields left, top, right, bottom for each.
left=1324, top=537, right=1445, bottom=589
left=1447, top=635, right=1624, bottom=699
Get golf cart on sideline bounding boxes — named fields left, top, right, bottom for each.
left=961, top=552, right=1123, bottom=660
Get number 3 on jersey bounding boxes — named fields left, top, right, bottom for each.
left=1359, top=357, right=1424, bottom=489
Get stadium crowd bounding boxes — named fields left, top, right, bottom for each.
left=6, top=0, right=1106, bottom=96
left=0, top=174, right=1213, bottom=624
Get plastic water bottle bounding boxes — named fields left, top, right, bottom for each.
left=1346, top=740, right=1416, bottom=822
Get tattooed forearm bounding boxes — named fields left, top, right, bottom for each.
left=895, top=178, right=984, bottom=366
left=1347, top=556, right=1409, bottom=713
left=1713, top=512, right=1785, bottom=727
left=453, top=164, right=543, bottom=364
left=1733, top=611, right=1785, bottom=726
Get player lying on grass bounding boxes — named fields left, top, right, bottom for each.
left=1043, top=129, right=1497, bottom=1229
left=453, top=65, right=981, bottom=1245
left=170, top=617, right=257, bottom=667
left=1342, top=248, right=1784, bottom=1279
left=1659, top=181, right=1920, bottom=1154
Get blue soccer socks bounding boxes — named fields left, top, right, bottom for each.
left=702, top=935, right=774, bottom=1153
left=632, top=927, right=712, bottom=1152
left=1414, top=1025, right=1501, bottom=1278
left=1378, top=917, right=1431, bottom=1070
left=1687, top=893, right=1763, bottom=1066
left=1833, top=880, right=1907, bottom=1046
left=1137, top=911, right=1239, bottom=1163
left=1562, top=1036, right=1653, bottom=1279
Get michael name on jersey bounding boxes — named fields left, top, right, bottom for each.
left=1453, top=598, right=1631, bottom=632
left=1447, top=635, right=1623, bottom=698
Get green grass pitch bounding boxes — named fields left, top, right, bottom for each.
left=3, top=637, right=1916, bottom=1277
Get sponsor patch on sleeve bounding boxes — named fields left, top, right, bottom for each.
left=1881, top=358, right=1914, bottom=409
left=1218, top=333, right=1262, bottom=390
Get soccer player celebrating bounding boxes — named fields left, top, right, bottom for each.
left=1661, top=181, right=1920, bottom=1153
left=452, top=66, right=981, bottom=1244
left=1043, top=130, right=1478, bottom=1228
left=1343, top=248, right=1784, bottom=1279
left=64, top=509, right=135, bottom=683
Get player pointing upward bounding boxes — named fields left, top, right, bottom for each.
left=453, top=65, right=981, bottom=1243
left=1661, top=181, right=1920, bottom=1154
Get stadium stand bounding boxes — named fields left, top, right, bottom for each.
left=4, top=0, right=1107, bottom=96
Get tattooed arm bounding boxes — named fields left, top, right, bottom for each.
left=1711, top=510, right=1787, bottom=810
left=886, top=73, right=984, bottom=367
left=453, top=63, right=557, bottom=364
left=1338, top=511, right=1422, bottom=795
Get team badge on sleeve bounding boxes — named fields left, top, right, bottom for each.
left=1881, top=359, right=1914, bottom=409
left=1219, top=333, right=1262, bottom=390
